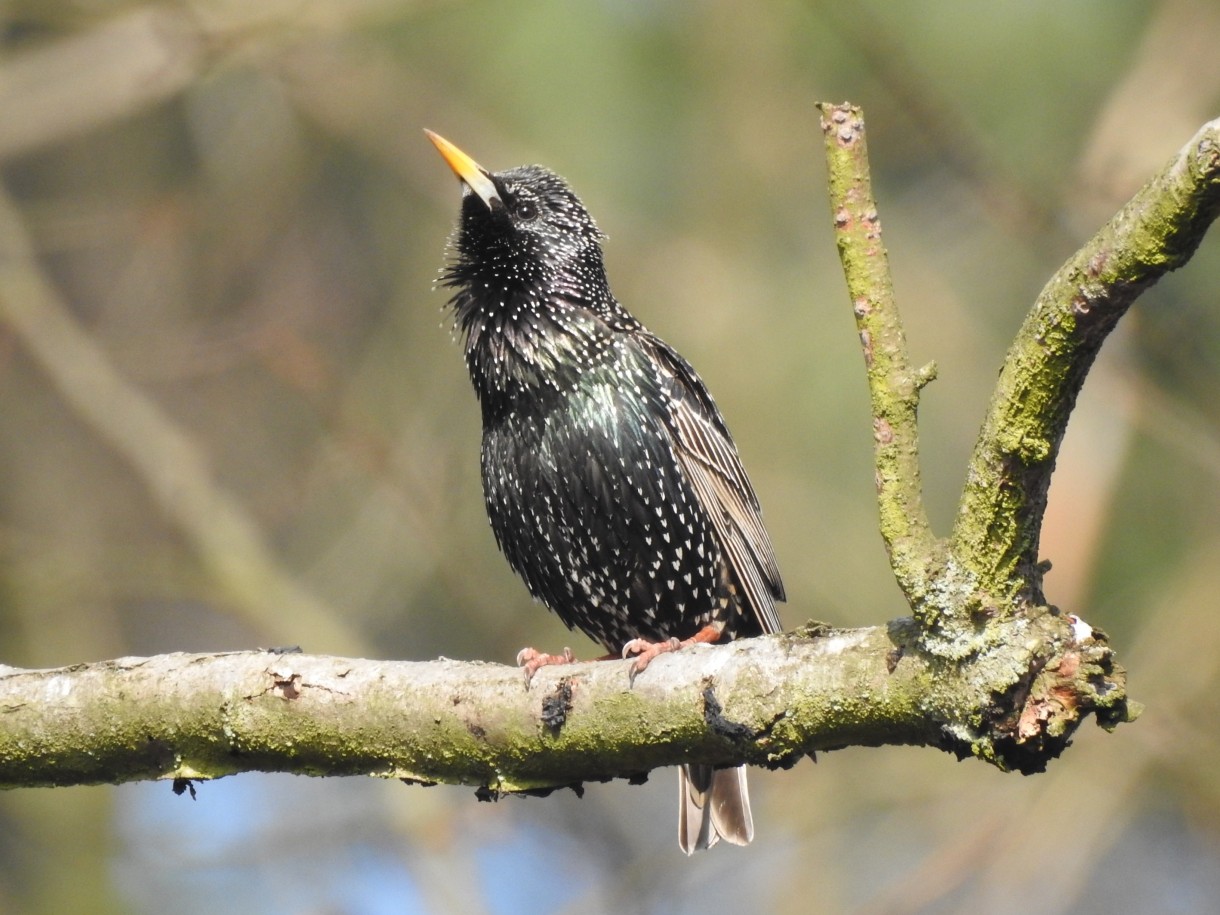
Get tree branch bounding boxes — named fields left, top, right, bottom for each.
left=6, top=105, right=1216, bottom=794
left=0, top=621, right=1126, bottom=791
left=819, top=103, right=943, bottom=598
left=953, top=116, right=1220, bottom=600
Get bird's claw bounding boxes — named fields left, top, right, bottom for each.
left=621, top=636, right=681, bottom=685
left=621, top=626, right=723, bottom=685
left=516, top=646, right=575, bottom=687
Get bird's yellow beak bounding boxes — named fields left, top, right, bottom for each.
left=424, top=130, right=502, bottom=211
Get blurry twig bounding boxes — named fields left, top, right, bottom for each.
left=0, top=1, right=409, bottom=162
left=0, top=184, right=365, bottom=656
left=0, top=8, right=203, bottom=161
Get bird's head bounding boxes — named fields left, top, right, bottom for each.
left=426, top=130, right=607, bottom=301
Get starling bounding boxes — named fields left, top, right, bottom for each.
left=426, top=131, right=785, bottom=854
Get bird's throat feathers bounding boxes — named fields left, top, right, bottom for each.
left=438, top=161, right=634, bottom=420
left=446, top=283, right=636, bottom=421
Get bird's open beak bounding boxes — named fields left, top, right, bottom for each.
left=424, top=130, right=502, bottom=211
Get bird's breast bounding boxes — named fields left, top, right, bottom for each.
left=477, top=354, right=731, bottom=648
left=463, top=297, right=628, bottom=422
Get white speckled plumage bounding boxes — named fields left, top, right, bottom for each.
left=429, top=133, right=784, bottom=853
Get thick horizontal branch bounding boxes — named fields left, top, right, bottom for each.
left=0, top=619, right=1131, bottom=793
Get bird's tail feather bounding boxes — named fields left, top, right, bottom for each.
left=678, top=763, right=754, bottom=854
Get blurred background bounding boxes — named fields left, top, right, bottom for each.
left=0, top=1, right=1217, bottom=912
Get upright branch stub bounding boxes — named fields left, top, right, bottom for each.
left=818, top=102, right=944, bottom=599
left=952, top=117, right=1220, bottom=603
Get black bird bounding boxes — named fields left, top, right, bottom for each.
left=426, top=131, right=785, bottom=854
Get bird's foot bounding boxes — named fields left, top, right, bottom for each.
left=621, top=624, right=722, bottom=684
left=516, top=646, right=576, bottom=685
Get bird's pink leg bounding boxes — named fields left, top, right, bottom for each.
left=621, top=624, right=722, bottom=681
left=515, top=646, right=622, bottom=684
left=515, top=646, right=576, bottom=681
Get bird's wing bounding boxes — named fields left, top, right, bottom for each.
left=647, top=337, right=785, bottom=635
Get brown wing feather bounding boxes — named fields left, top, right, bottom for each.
left=647, top=337, right=785, bottom=636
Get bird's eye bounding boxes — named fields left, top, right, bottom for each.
left=515, top=198, right=539, bottom=222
